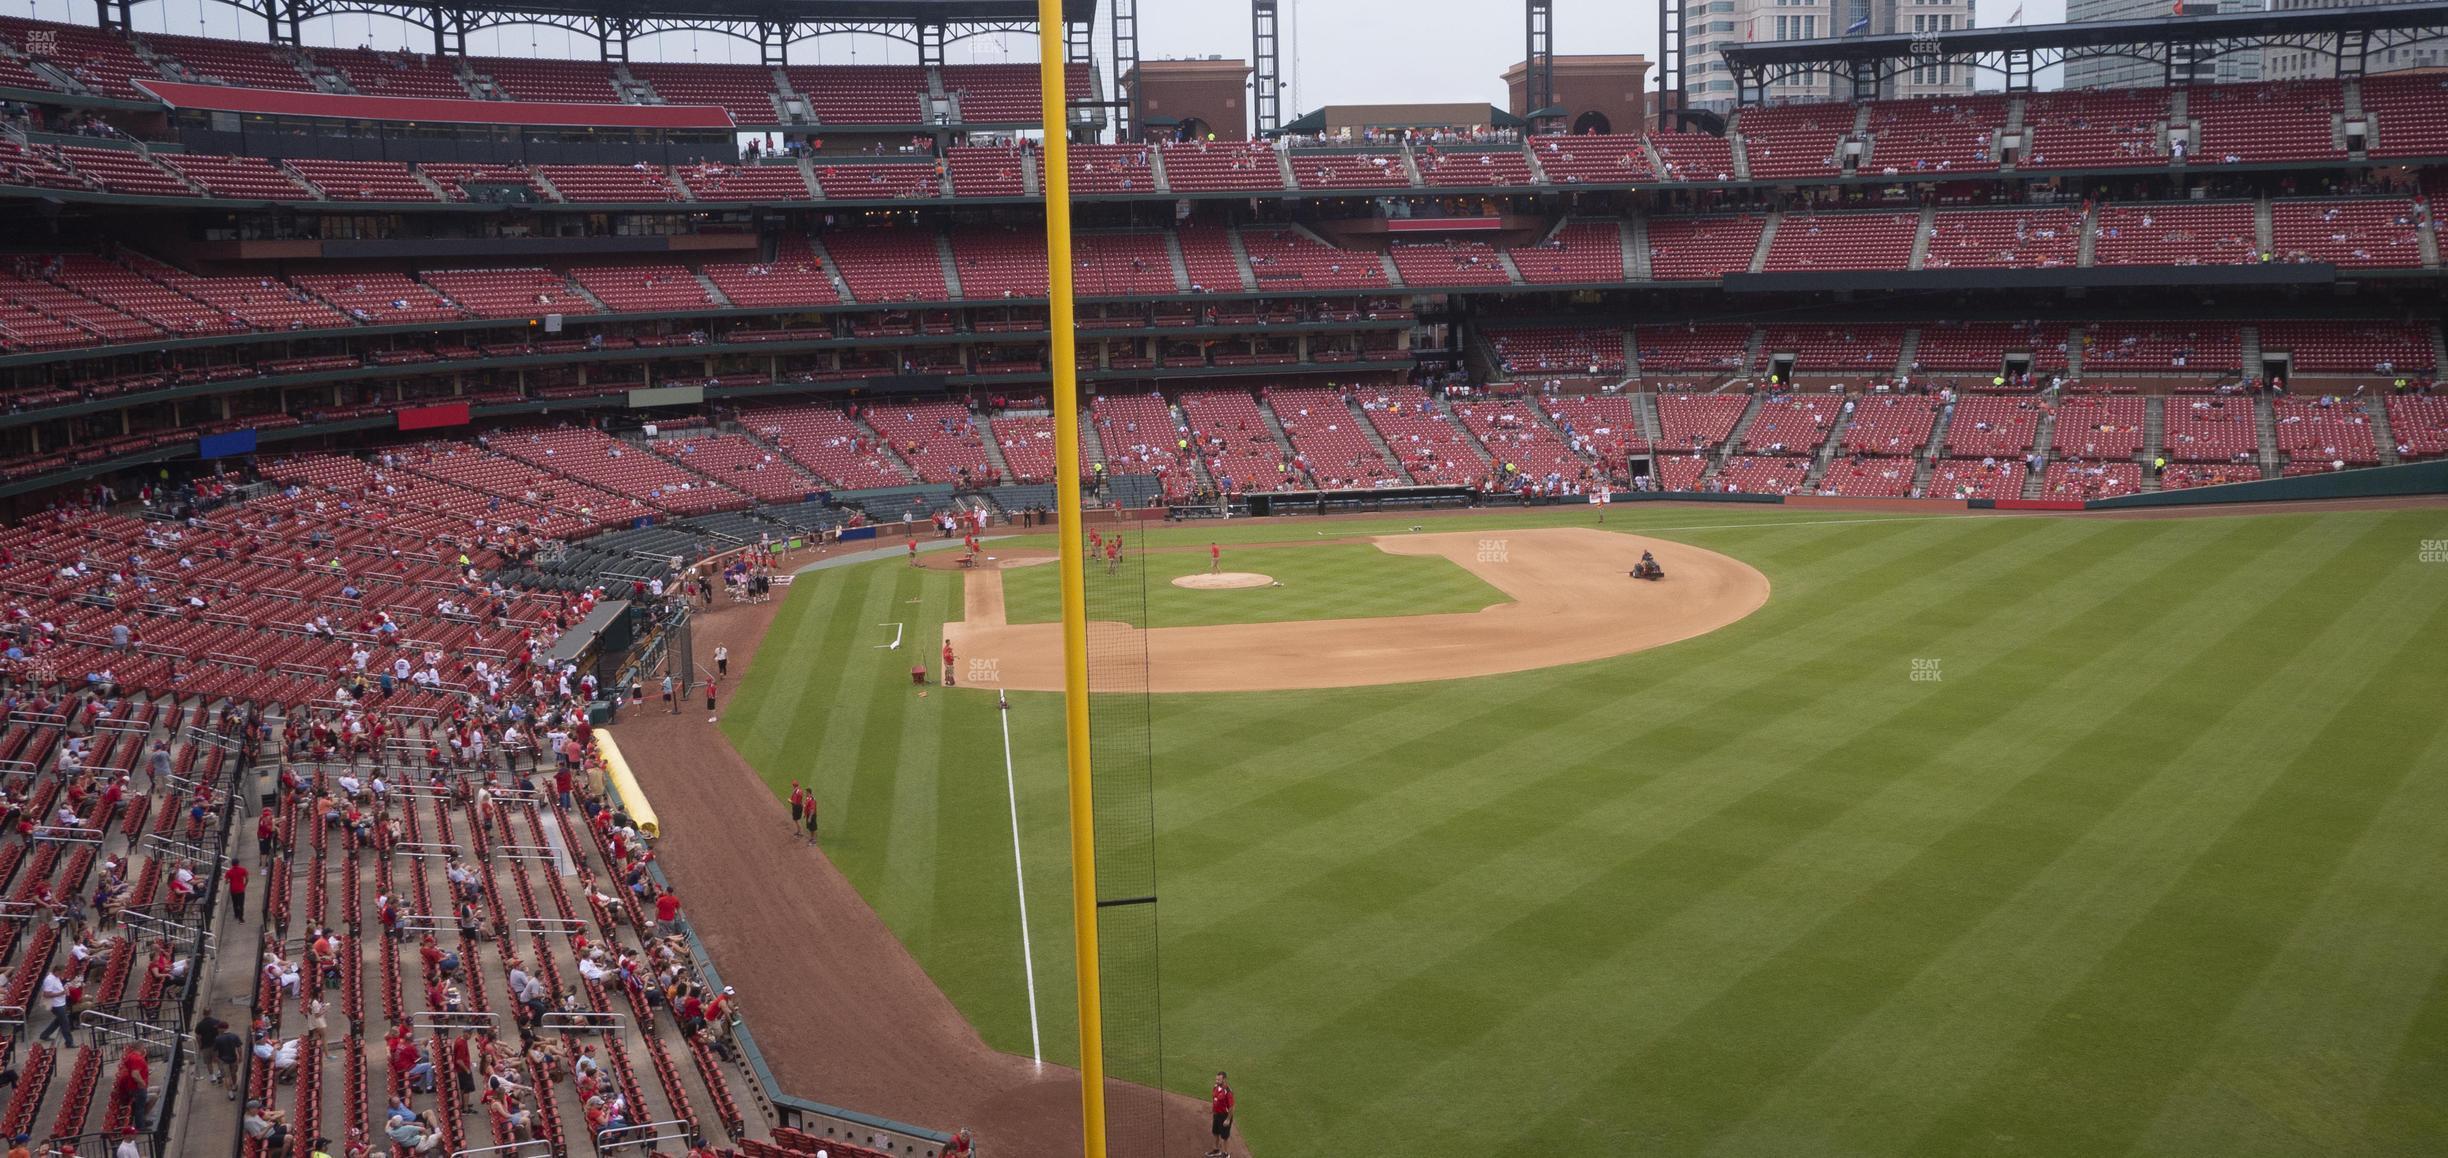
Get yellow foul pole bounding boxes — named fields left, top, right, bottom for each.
left=1036, top=6, right=1108, bottom=1158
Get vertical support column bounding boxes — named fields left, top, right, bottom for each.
left=598, top=17, right=630, bottom=63
left=1850, top=59, right=1879, bottom=104
left=2336, top=29, right=2368, bottom=78
left=1064, top=20, right=1092, bottom=141
left=1525, top=0, right=1555, bottom=130
left=1251, top=0, right=1281, bottom=137
left=1657, top=0, right=1684, bottom=131
left=918, top=22, right=946, bottom=70
left=759, top=22, right=789, bottom=68
left=2005, top=47, right=2034, bottom=91
left=1035, top=0, right=1107, bottom=1155
left=1109, top=0, right=1140, bottom=141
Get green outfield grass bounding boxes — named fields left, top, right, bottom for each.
left=721, top=505, right=2448, bottom=1158
left=995, top=540, right=1511, bottom=628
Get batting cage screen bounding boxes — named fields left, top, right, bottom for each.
left=1082, top=521, right=1170, bottom=1156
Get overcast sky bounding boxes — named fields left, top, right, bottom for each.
left=21, top=0, right=2072, bottom=104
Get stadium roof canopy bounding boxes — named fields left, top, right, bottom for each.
left=1714, top=1, right=2448, bottom=100
left=398, top=0, right=1099, bottom=25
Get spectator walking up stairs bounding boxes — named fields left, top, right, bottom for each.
left=2141, top=397, right=2166, bottom=490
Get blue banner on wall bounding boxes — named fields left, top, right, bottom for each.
left=197, top=429, right=258, bottom=460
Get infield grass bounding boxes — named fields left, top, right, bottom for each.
left=721, top=504, right=2448, bottom=1158
left=996, top=540, right=1510, bottom=628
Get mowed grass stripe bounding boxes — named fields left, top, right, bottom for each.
left=1509, top=515, right=2374, bottom=1155
left=1342, top=516, right=2287, bottom=1148
left=715, top=509, right=2448, bottom=1158
left=1156, top=516, right=2047, bottom=966
left=1905, top=565, right=2448, bottom=1155
left=1168, top=518, right=2139, bottom=1129
left=1696, top=519, right=2429, bottom=1155
left=2131, top=714, right=2448, bottom=1157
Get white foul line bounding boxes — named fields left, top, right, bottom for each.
left=997, top=688, right=1044, bottom=1064
left=873, top=622, right=904, bottom=650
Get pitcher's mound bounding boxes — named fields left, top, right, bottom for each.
left=1173, top=572, right=1276, bottom=590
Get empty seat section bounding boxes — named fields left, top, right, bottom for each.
left=703, top=237, right=837, bottom=307
left=418, top=163, right=545, bottom=200
left=1864, top=96, right=2004, bottom=174
left=821, top=229, right=947, bottom=302
left=2090, top=202, right=2257, bottom=266
left=571, top=265, right=715, bottom=312
left=2019, top=88, right=2167, bottom=170
left=1179, top=389, right=1293, bottom=491
left=1645, top=215, right=1764, bottom=280
left=2269, top=396, right=2379, bottom=465
left=950, top=227, right=1047, bottom=298
left=1452, top=400, right=1585, bottom=482
left=738, top=403, right=913, bottom=489
left=1091, top=392, right=1195, bottom=497
left=1350, top=384, right=1486, bottom=485
left=2162, top=396, right=2258, bottom=462
left=1156, top=142, right=1284, bottom=192
left=1836, top=394, right=1939, bottom=456
left=1531, top=134, right=1655, bottom=183
left=1736, top=103, right=1855, bottom=179
left=312, top=46, right=467, bottom=98
left=992, top=413, right=1095, bottom=483
left=1716, top=456, right=1811, bottom=494
left=283, top=159, right=436, bottom=201
left=493, top=425, right=747, bottom=514
left=41, top=253, right=236, bottom=336
left=0, top=17, right=159, bottom=99
left=945, top=146, right=1028, bottom=196
left=656, top=433, right=820, bottom=502
left=811, top=160, right=940, bottom=199
left=536, top=164, right=681, bottom=202
left=2041, top=459, right=2144, bottom=498
left=2080, top=322, right=2240, bottom=373
left=2267, top=199, right=2425, bottom=267
left=2385, top=395, right=2448, bottom=460
left=860, top=400, right=995, bottom=484
left=1762, top=212, right=1919, bottom=272
left=2189, top=79, right=2343, bottom=163
left=1489, top=327, right=1625, bottom=377
left=1912, top=322, right=2072, bottom=373
left=1944, top=396, right=2046, bottom=457
left=1921, top=208, right=2079, bottom=269
left=2362, top=73, right=2448, bottom=159
left=1269, top=385, right=1404, bottom=488
left=1635, top=325, right=1753, bottom=375
left=677, top=161, right=810, bottom=201
left=1926, top=458, right=2027, bottom=499
left=1418, top=146, right=1532, bottom=186
left=54, top=146, right=191, bottom=196
left=418, top=268, right=594, bottom=318
left=476, top=56, right=620, bottom=102
left=939, top=62, right=1089, bottom=122
left=1655, top=393, right=1752, bottom=451
left=1241, top=228, right=1389, bottom=289
left=1649, top=132, right=1734, bottom=181
left=1066, top=143, right=1156, bottom=193
left=1074, top=232, right=1177, bottom=296
left=1506, top=221, right=1624, bottom=284
left=1740, top=395, right=1841, bottom=455
left=1175, top=225, right=1248, bottom=292
left=626, top=61, right=779, bottom=122
left=1759, top=325, right=1905, bottom=374
left=1289, top=151, right=1409, bottom=191
left=127, top=252, right=348, bottom=330
left=1388, top=239, right=1512, bottom=287
left=2255, top=320, right=2434, bottom=375
left=145, top=31, right=312, bottom=89
left=159, top=152, right=314, bottom=199
left=1814, top=455, right=1920, bottom=497
left=2050, top=395, right=2146, bottom=460
left=788, top=65, right=929, bottom=124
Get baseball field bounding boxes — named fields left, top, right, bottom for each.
left=716, top=503, right=2448, bottom=1157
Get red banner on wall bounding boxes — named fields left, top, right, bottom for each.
left=397, top=403, right=472, bottom=432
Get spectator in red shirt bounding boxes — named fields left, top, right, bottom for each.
left=114, top=1045, right=151, bottom=1130
left=654, top=892, right=682, bottom=937
left=224, top=862, right=248, bottom=923
left=1207, top=1072, right=1234, bottom=1156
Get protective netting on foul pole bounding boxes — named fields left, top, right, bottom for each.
left=1082, top=520, right=1169, bottom=1158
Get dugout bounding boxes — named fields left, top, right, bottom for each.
left=1243, top=484, right=1482, bottom=516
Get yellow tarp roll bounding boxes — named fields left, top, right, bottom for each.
left=594, top=732, right=661, bottom=840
